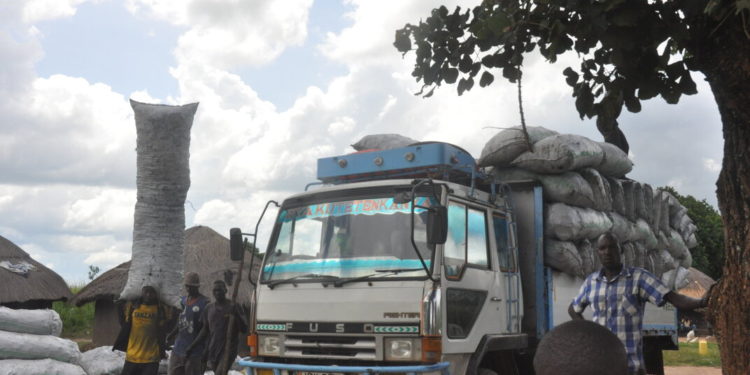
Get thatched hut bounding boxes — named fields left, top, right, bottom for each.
left=676, top=267, right=716, bottom=335
left=0, top=235, right=73, bottom=309
left=70, top=225, right=261, bottom=348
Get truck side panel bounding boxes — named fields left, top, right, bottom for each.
left=507, top=181, right=550, bottom=341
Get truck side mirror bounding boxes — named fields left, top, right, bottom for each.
left=230, top=228, right=244, bottom=261
left=427, top=205, right=448, bottom=245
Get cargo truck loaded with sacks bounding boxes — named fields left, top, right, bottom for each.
left=232, top=128, right=696, bottom=375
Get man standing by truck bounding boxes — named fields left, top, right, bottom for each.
left=568, top=232, right=709, bottom=375
left=167, top=272, right=209, bottom=375
left=185, top=280, right=247, bottom=373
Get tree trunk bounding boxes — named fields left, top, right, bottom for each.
left=694, top=15, right=750, bottom=375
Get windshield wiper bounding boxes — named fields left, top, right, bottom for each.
left=332, top=268, right=425, bottom=287
left=266, top=273, right=341, bottom=289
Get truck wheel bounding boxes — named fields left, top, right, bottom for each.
left=478, top=369, right=498, bottom=375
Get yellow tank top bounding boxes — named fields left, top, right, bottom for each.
left=126, top=304, right=161, bottom=363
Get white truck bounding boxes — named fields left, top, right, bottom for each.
left=233, top=142, right=677, bottom=375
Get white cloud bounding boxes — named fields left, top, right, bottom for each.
left=84, top=249, right=130, bottom=267
left=328, top=116, right=356, bottom=134
left=21, top=0, right=93, bottom=24
left=63, top=189, right=135, bottom=234
left=129, top=0, right=313, bottom=68
left=703, top=158, right=722, bottom=173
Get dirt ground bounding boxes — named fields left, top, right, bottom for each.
left=665, top=366, right=721, bottom=375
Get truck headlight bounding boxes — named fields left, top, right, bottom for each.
left=384, top=338, right=421, bottom=361
left=258, top=334, right=282, bottom=356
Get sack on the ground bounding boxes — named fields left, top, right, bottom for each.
left=0, top=307, right=62, bottom=336
left=579, top=168, right=612, bottom=211
left=0, top=358, right=85, bottom=375
left=120, top=100, right=198, bottom=308
left=545, top=203, right=612, bottom=241
left=0, top=330, right=81, bottom=364
left=511, top=134, right=604, bottom=174
left=79, top=346, right=124, bottom=375
left=544, top=240, right=584, bottom=278
left=477, top=126, right=558, bottom=167
left=351, top=134, right=418, bottom=151
left=596, top=141, right=633, bottom=177
left=491, top=168, right=596, bottom=208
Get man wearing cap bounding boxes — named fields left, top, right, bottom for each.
left=167, top=272, right=209, bottom=375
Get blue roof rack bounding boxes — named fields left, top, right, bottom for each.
left=317, top=142, right=480, bottom=185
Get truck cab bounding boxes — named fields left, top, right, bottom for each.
left=235, top=142, right=676, bottom=375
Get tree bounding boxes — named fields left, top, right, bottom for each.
left=660, top=186, right=724, bottom=280
left=395, top=1, right=749, bottom=372
left=87, top=265, right=100, bottom=281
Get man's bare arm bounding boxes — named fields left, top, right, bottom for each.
left=664, top=291, right=708, bottom=311
left=568, top=302, right=584, bottom=320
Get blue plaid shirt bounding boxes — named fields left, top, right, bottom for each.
left=571, top=266, right=672, bottom=374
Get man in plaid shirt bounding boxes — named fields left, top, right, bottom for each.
left=569, top=233, right=709, bottom=375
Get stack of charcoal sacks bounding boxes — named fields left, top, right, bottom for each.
left=0, top=306, right=85, bottom=374
left=483, top=127, right=697, bottom=290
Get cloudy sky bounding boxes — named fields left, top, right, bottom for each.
left=0, top=0, right=723, bottom=283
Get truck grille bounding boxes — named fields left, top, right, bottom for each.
left=283, top=335, right=377, bottom=360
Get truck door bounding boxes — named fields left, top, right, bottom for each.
left=442, top=200, right=505, bottom=353
left=491, top=212, right=522, bottom=333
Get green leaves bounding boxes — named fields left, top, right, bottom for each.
left=393, top=29, right=412, bottom=53
left=479, top=71, right=495, bottom=87
left=457, top=77, right=475, bottom=95
left=395, top=0, right=703, bottom=123
left=563, top=67, right=579, bottom=86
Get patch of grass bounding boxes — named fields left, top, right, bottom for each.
left=52, top=282, right=94, bottom=340
left=663, top=341, right=722, bottom=367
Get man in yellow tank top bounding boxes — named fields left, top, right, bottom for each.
left=114, top=285, right=175, bottom=375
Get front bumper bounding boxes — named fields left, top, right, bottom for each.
left=237, top=358, right=451, bottom=374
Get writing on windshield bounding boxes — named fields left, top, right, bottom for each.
left=279, top=197, right=432, bottom=223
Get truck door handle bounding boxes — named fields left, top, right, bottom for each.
left=491, top=297, right=502, bottom=302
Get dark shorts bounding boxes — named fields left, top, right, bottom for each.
left=120, top=361, right=159, bottom=375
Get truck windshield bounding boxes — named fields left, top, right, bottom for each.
left=261, top=195, right=436, bottom=283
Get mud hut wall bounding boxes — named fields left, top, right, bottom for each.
left=92, top=299, right=120, bottom=348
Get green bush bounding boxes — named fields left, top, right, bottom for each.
left=52, top=283, right=94, bottom=339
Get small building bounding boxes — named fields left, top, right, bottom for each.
left=0, top=235, right=73, bottom=309
left=70, top=225, right=260, bottom=348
